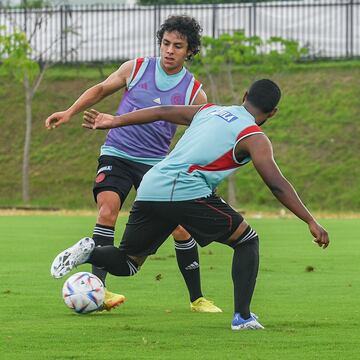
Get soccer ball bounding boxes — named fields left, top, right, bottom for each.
left=62, top=272, right=105, bottom=314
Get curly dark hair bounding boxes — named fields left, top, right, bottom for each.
left=156, top=15, right=202, bottom=61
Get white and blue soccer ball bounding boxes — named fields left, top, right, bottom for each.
left=62, top=272, right=105, bottom=314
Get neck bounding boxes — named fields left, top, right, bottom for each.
left=159, top=58, right=184, bottom=75
left=242, top=102, right=267, bottom=126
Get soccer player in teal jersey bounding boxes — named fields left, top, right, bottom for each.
left=51, top=79, right=329, bottom=330
left=45, top=15, right=221, bottom=313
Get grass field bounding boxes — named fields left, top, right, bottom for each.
left=1, top=215, right=359, bottom=359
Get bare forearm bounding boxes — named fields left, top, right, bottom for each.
left=270, top=178, right=315, bottom=224
left=112, top=106, right=194, bottom=128
left=67, top=85, right=106, bottom=117
left=83, top=105, right=199, bottom=130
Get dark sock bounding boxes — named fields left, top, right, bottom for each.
left=91, top=223, right=115, bottom=286
left=88, top=246, right=138, bottom=276
left=174, top=237, right=203, bottom=302
left=232, top=236, right=259, bottom=319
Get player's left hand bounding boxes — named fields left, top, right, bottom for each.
left=82, top=109, right=115, bottom=130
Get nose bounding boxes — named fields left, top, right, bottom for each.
left=167, top=45, right=174, bottom=54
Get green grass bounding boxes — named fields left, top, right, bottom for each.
left=1, top=61, right=360, bottom=211
left=1, top=215, right=359, bottom=359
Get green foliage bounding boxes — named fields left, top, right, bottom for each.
left=191, top=31, right=308, bottom=76
left=23, top=0, right=50, bottom=8
left=0, top=63, right=360, bottom=211
left=3, top=0, right=51, bottom=9
left=0, top=26, right=39, bottom=83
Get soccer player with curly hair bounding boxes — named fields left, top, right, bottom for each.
left=45, top=15, right=221, bottom=313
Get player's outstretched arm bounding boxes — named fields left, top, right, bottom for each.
left=236, top=134, right=329, bottom=249
left=82, top=105, right=202, bottom=130
left=45, top=60, right=134, bottom=130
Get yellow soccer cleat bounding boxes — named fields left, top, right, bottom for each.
left=101, top=289, right=126, bottom=311
left=190, top=297, right=222, bottom=313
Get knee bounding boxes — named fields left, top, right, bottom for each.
left=128, top=255, right=147, bottom=267
left=172, top=225, right=191, bottom=241
left=229, top=226, right=259, bottom=249
left=108, top=252, right=141, bottom=277
left=98, top=203, right=119, bottom=225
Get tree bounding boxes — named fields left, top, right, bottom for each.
left=190, top=31, right=308, bottom=207
left=0, top=8, right=82, bottom=204
left=0, top=28, right=42, bottom=204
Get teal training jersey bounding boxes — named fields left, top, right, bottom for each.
left=136, top=104, right=264, bottom=201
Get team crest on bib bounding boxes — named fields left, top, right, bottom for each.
left=139, top=82, right=148, bottom=90
left=171, top=93, right=183, bottom=105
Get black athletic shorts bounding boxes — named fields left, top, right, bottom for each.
left=119, top=194, right=244, bottom=256
left=93, top=155, right=152, bottom=205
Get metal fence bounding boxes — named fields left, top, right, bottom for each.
left=0, top=1, right=359, bottom=63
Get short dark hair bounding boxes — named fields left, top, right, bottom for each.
left=157, top=15, right=202, bottom=60
left=247, top=79, right=281, bottom=113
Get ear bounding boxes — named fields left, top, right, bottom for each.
left=267, top=107, right=278, bottom=119
left=243, top=91, right=248, bottom=102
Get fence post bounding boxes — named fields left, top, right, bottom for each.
left=153, top=4, right=160, bottom=56
left=23, top=0, right=27, bottom=34
left=248, top=2, right=253, bottom=37
left=348, top=0, right=354, bottom=58
left=212, top=3, right=218, bottom=38
left=253, top=0, right=257, bottom=37
left=249, top=0, right=257, bottom=38
left=60, top=5, right=69, bottom=63
left=64, top=6, right=68, bottom=63
left=60, top=5, right=64, bottom=62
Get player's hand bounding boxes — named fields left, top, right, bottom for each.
left=308, top=220, right=329, bottom=249
left=45, top=111, right=71, bottom=129
left=82, top=109, right=115, bottom=130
